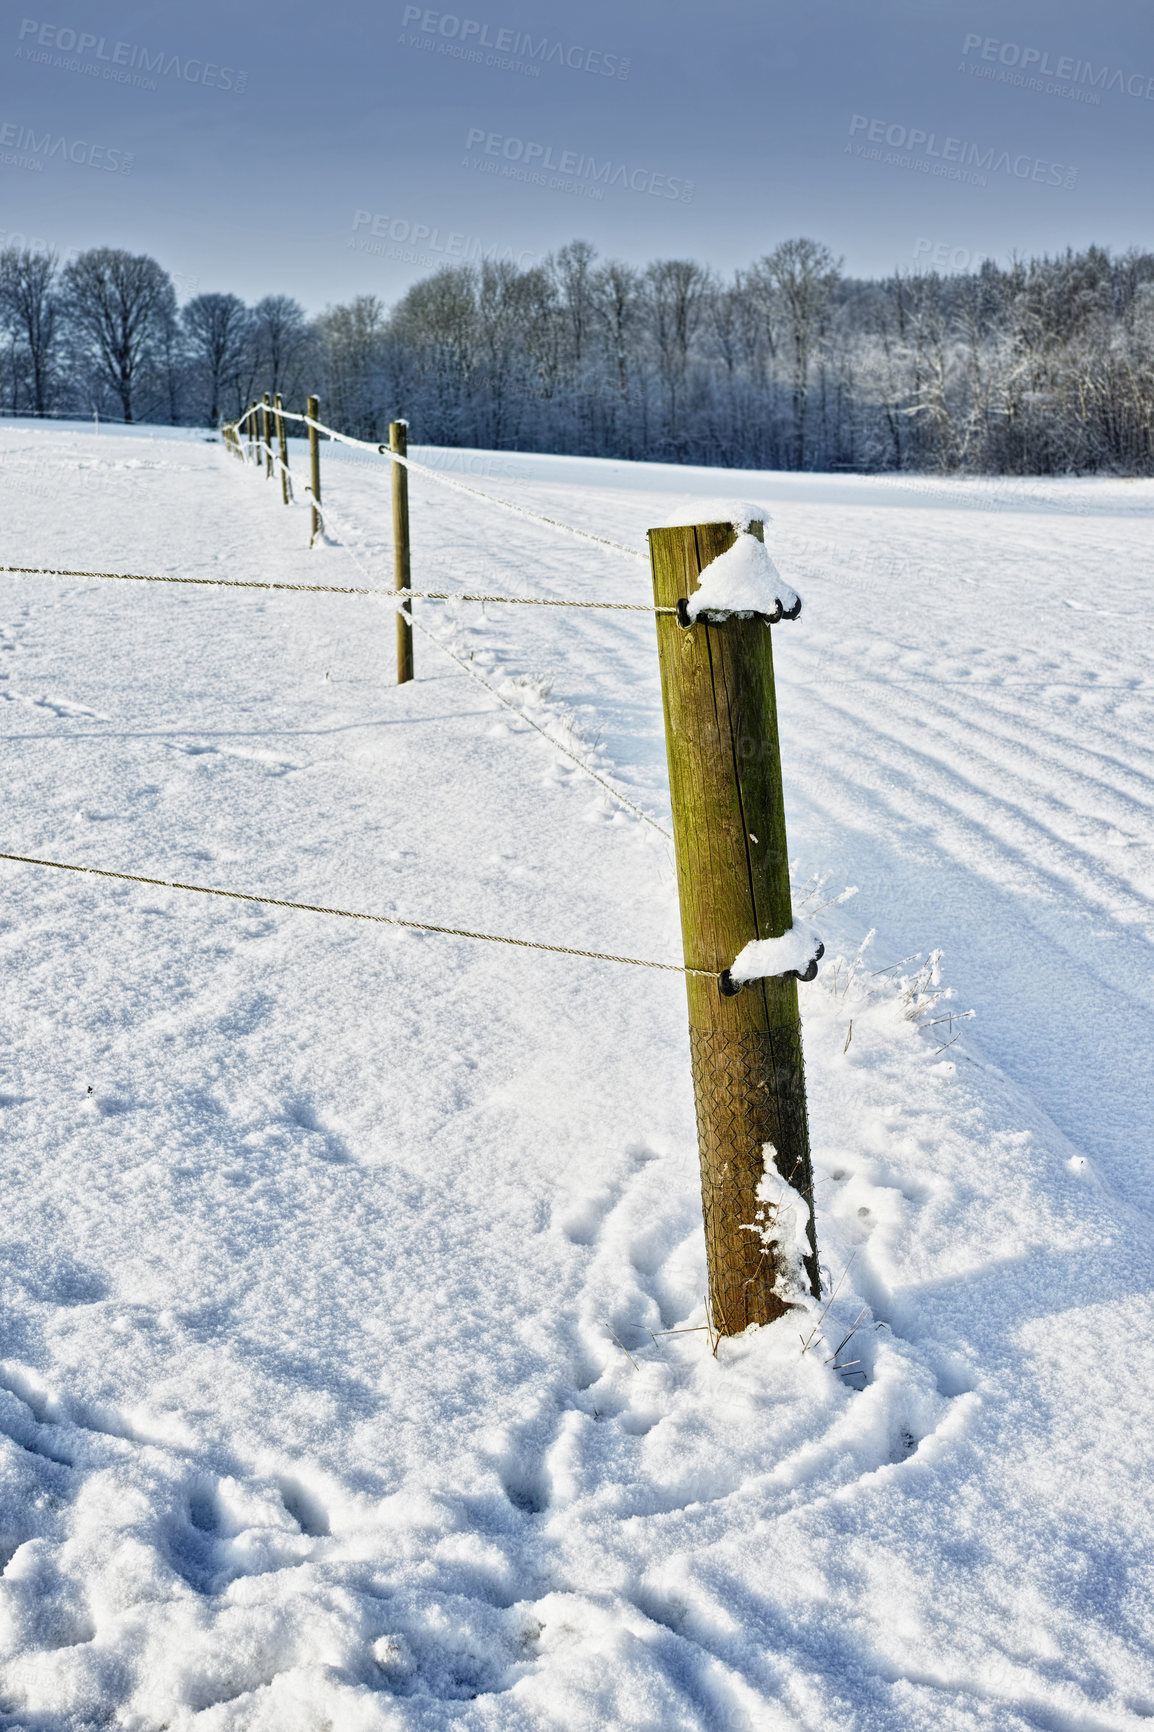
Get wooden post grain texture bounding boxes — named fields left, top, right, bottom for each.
left=649, top=520, right=819, bottom=1335
left=390, top=420, right=413, bottom=684
left=307, top=395, right=321, bottom=546
left=275, top=394, right=290, bottom=503
left=261, top=393, right=272, bottom=478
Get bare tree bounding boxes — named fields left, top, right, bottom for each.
left=550, top=239, right=598, bottom=371
left=644, top=258, right=710, bottom=441
left=0, top=248, right=62, bottom=415
left=60, top=248, right=175, bottom=422
left=475, top=258, right=540, bottom=445
left=592, top=260, right=641, bottom=399
left=251, top=294, right=312, bottom=403
left=317, top=294, right=391, bottom=437
left=182, top=292, right=249, bottom=425
left=759, top=239, right=840, bottom=468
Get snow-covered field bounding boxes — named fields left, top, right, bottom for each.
left=0, top=419, right=1152, bottom=1730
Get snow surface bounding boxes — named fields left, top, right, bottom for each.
left=1, top=422, right=1153, bottom=1729
left=682, top=532, right=801, bottom=625
left=729, top=924, right=823, bottom=985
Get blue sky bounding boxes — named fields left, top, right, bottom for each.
left=1, top=0, right=1151, bottom=310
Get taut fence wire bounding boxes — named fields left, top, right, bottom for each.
left=0, top=564, right=674, bottom=613
left=0, top=851, right=714, bottom=978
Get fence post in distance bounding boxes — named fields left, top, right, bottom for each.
left=390, top=420, right=413, bottom=685
left=275, top=393, right=290, bottom=503
left=261, top=393, right=272, bottom=478
left=307, top=395, right=321, bottom=547
left=648, top=517, right=819, bottom=1337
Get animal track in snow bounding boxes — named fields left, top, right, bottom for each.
left=276, top=1476, right=330, bottom=1537
left=167, top=740, right=300, bottom=775
left=165, top=1470, right=329, bottom=1596
left=284, top=1099, right=353, bottom=1165
left=496, top=1428, right=553, bottom=1516
left=557, top=1184, right=621, bottom=1247
left=0, top=687, right=107, bottom=720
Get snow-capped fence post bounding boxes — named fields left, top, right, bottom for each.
left=648, top=517, right=819, bottom=1336
left=275, top=394, right=290, bottom=504
left=261, top=394, right=272, bottom=479
left=307, top=396, right=321, bottom=547
left=390, top=420, right=413, bottom=685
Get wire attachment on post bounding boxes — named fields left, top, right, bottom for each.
left=677, top=596, right=802, bottom=628
left=719, top=942, right=825, bottom=996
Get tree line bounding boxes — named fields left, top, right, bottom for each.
left=3, top=237, right=1153, bottom=473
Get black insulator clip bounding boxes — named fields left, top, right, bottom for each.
left=787, top=942, right=825, bottom=983
left=677, top=596, right=802, bottom=629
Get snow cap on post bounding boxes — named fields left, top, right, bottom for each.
left=660, top=500, right=801, bottom=625
left=660, top=498, right=773, bottom=533
left=683, top=535, right=800, bottom=626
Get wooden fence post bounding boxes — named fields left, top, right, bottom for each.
left=307, top=395, right=321, bottom=546
left=262, top=393, right=272, bottom=478
left=390, top=420, right=413, bottom=684
left=648, top=519, right=819, bottom=1336
left=275, top=393, right=290, bottom=503
left=246, top=402, right=257, bottom=464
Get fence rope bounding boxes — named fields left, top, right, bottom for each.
left=404, top=592, right=667, bottom=610
left=230, top=406, right=648, bottom=563
left=0, top=562, right=673, bottom=613
left=0, top=850, right=712, bottom=977
left=1, top=562, right=400, bottom=600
